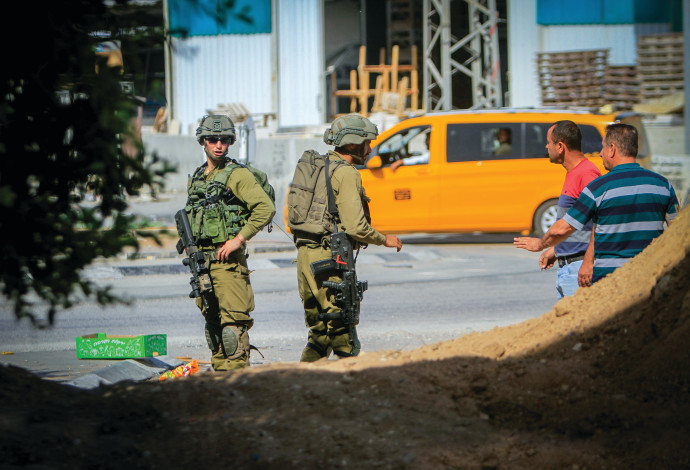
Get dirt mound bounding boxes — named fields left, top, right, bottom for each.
left=2, top=209, right=689, bottom=469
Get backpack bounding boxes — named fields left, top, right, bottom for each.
left=287, top=150, right=347, bottom=235
left=233, top=159, right=275, bottom=232
left=232, top=159, right=276, bottom=205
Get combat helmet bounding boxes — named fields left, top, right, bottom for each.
left=323, top=114, right=378, bottom=147
left=196, top=115, right=236, bottom=145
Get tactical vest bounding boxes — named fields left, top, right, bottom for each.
left=287, top=150, right=351, bottom=235
left=185, top=161, right=250, bottom=246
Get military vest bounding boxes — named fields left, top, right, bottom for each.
left=185, top=160, right=250, bottom=246
left=287, top=150, right=353, bottom=235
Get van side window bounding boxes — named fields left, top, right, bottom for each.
left=580, top=125, right=603, bottom=154
left=446, top=123, right=520, bottom=162
left=524, top=123, right=549, bottom=158
left=524, top=123, right=603, bottom=157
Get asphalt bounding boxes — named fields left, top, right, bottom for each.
left=1, top=192, right=296, bottom=389
left=1, top=192, right=517, bottom=388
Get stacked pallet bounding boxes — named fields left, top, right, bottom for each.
left=637, top=33, right=684, bottom=101
left=537, top=50, right=608, bottom=108
left=603, top=65, right=640, bottom=111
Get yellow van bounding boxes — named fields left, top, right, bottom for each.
left=360, top=109, right=649, bottom=236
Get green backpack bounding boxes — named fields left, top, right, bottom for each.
left=233, top=159, right=276, bottom=205
left=287, top=150, right=347, bottom=235
left=233, top=159, right=275, bottom=233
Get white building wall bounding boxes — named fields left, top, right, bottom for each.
left=507, top=0, right=540, bottom=107
left=171, top=34, right=274, bottom=135
left=276, top=0, right=324, bottom=128
left=540, top=24, right=637, bottom=65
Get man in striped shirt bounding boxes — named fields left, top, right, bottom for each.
left=514, top=123, right=678, bottom=285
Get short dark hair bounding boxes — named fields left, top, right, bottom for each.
left=551, top=120, right=582, bottom=152
left=604, top=123, right=638, bottom=158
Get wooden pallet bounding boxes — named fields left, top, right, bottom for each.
left=330, top=44, right=419, bottom=119
left=537, top=49, right=610, bottom=108
left=636, top=33, right=684, bottom=102
left=602, top=65, right=640, bottom=110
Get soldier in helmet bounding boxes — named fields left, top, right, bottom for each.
left=288, top=114, right=403, bottom=361
left=184, top=115, right=275, bottom=370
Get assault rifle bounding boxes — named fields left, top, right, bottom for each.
left=175, top=209, right=214, bottom=310
left=310, top=231, right=368, bottom=326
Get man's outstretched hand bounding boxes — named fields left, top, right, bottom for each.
left=513, top=236, right=544, bottom=253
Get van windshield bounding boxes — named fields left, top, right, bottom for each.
left=379, top=127, right=426, bottom=154
left=375, top=126, right=431, bottom=166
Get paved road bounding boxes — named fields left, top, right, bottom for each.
left=0, top=237, right=558, bottom=385
left=1, top=193, right=560, bottom=385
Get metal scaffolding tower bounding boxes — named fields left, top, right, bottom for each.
left=423, top=0, right=502, bottom=111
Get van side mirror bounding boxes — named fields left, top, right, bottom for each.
left=366, top=155, right=383, bottom=169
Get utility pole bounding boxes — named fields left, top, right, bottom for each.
left=683, top=0, right=690, bottom=155
left=423, top=0, right=502, bottom=111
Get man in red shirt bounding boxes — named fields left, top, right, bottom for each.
left=516, top=120, right=601, bottom=298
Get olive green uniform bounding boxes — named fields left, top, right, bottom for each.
left=190, top=160, right=275, bottom=370
left=294, top=151, right=386, bottom=361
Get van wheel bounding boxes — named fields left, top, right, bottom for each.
left=533, top=199, right=559, bottom=237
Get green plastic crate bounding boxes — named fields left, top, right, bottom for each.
left=76, top=332, right=167, bottom=359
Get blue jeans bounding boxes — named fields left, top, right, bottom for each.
left=556, top=259, right=583, bottom=299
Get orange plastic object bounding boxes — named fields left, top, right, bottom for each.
left=158, top=359, right=199, bottom=381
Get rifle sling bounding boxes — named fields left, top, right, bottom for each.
left=323, top=156, right=360, bottom=262
left=324, top=156, right=339, bottom=234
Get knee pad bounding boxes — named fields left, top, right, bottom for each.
left=222, top=325, right=249, bottom=360
left=204, top=323, right=221, bottom=353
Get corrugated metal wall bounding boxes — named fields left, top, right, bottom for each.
left=276, top=0, right=323, bottom=128
left=171, top=34, right=274, bottom=134
left=169, top=0, right=324, bottom=134
left=540, top=24, right=637, bottom=65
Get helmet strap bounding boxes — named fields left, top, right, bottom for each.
left=335, top=144, right=365, bottom=165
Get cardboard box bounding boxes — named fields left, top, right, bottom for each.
left=76, top=332, right=167, bottom=359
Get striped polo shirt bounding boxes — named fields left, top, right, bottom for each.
left=554, top=158, right=601, bottom=258
left=563, top=163, right=678, bottom=283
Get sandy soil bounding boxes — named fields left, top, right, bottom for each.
left=1, top=209, right=689, bottom=469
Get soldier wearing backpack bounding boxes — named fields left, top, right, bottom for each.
left=184, top=115, right=275, bottom=370
left=287, top=114, right=403, bottom=361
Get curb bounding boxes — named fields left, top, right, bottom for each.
left=84, top=247, right=443, bottom=279
left=120, top=230, right=296, bottom=261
